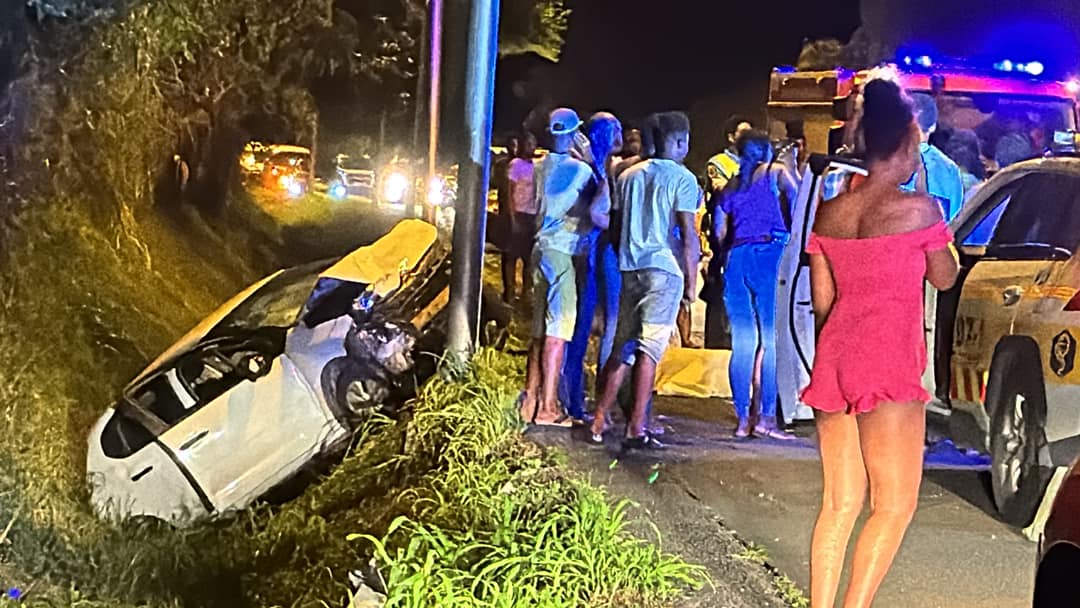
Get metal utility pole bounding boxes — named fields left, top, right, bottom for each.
left=445, top=0, right=499, bottom=361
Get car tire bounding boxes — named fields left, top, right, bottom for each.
left=988, top=352, right=1052, bottom=527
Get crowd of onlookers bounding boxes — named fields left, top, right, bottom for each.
left=497, top=106, right=799, bottom=449
left=493, top=88, right=1039, bottom=451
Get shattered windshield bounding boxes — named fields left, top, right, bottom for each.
left=214, top=261, right=331, bottom=332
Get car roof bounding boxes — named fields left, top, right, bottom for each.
left=267, top=144, right=311, bottom=156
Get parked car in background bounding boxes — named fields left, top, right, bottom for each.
left=330, top=153, right=376, bottom=200
left=261, top=145, right=312, bottom=197
left=86, top=219, right=485, bottom=525
left=779, top=153, right=1080, bottom=527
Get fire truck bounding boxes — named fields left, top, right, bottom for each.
left=767, top=56, right=1080, bottom=162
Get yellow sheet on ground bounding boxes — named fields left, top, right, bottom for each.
left=654, top=347, right=732, bottom=398
left=320, top=219, right=438, bottom=296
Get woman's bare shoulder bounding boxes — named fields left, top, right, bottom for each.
left=811, top=191, right=855, bottom=236
left=890, top=192, right=945, bottom=231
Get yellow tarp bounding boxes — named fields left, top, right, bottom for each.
left=320, top=219, right=438, bottom=296
left=654, top=347, right=732, bottom=398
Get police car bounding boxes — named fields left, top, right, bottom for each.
left=778, top=153, right=1080, bottom=526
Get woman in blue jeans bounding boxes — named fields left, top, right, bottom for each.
left=714, top=130, right=798, bottom=439
left=560, top=112, right=623, bottom=423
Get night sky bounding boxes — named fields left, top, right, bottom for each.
left=494, top=0, right=861, bottom=163
left=493, top=0, right=1080, bottom=166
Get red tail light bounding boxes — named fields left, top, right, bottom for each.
left=1064, top=289, right=1080, bottom=311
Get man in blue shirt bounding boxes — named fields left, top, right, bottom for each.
left=904, top=94, right=964, bottom=221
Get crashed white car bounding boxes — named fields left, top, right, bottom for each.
left=87, top=220, right=452, bottom=524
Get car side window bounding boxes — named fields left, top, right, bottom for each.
left=962, top=193, right=1013, bottom=248
left=987, top=173, right=1080, bottom=255
left=100, top=375, right=186, bottom=458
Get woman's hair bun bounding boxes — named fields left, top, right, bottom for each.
left=861, top=78, right=915, bottom=161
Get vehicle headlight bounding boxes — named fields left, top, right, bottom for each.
left=426, top=176, right=447, bottom=206
left=285, top=177, right=303, bottom=197
left=383, top=171, right=410, bottom=203
left=330, top=182, right=348, bottom=200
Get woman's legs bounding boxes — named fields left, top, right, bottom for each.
left=842, top=401, right=925, bottom=608
left=810, top=409, right=867, bottom=608
left=724, top=247, right=758, bottom=434
left=598, top=241, right=621, bottom=376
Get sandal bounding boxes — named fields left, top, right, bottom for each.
left=754, top=425, right=796, bottom=441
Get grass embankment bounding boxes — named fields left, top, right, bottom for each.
left=0, top=203, right=706, bottom=608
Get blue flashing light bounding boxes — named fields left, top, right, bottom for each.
left=915, top=55, right=932, bottom=68
left=331, top=182, right=348, bottom=200
left=775, top=65, right=796, bottom=74
left=1024, top=61, right=1045, bottom=76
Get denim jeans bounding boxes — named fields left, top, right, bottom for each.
left=596, top=237, right=621, bottom=371
left=561, top=236, right=621, bottom=419
left=723, top=241, right=785, bottom=421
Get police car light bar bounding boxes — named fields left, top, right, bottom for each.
left=993, top=59, right=1045, bottom=76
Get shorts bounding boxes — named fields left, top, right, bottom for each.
left=507, top=213, right=537, bottom=259
left=531, top=249, right=577, bottom=341
left=612, top=269, right=683, bottom=365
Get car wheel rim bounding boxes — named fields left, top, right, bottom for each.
left=998, top=392, right=1028, bottom=498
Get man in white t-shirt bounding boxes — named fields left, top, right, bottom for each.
left=590, top=111, right=700, bottom=449
left=521, top=108, right=609, bottom=427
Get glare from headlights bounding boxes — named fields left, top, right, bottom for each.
left=427, top=176, right=446, bottom=206
left=383, top=171, right=410, bottom=203
left=286, top=178, right=303, bottom=197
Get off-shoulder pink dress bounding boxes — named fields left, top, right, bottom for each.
left=800, top=222, right=953, bottom=414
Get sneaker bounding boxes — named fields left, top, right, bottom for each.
left=622, top=434, right=666, bottom=451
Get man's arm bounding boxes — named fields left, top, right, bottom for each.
left=676, top=210, right=700, bottom=304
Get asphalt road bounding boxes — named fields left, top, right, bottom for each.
left=534, top=396, right=1036, bottom=608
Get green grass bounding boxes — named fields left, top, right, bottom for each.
left=352, top=350, right=708, bottom=607
left=0, top=216, right=707, bottom=608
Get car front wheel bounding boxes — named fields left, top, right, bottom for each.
left=988, top=359, right=1051, bottom=527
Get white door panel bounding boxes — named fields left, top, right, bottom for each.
left=87, top=413, right=208, bottom=524
left=158, top=356, right=329, bottom=512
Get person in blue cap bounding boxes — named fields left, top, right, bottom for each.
left=520, top=108, right=610, bottom=427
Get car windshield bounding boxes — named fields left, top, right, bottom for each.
left=935, top=94, right=1075, bottom=165
left=339, top=157, right=374, bottom=171
left=268, top=153, right=310, bottom=172
left=214, top=261, right=330, bottom=332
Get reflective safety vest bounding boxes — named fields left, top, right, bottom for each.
left=706, top=150, right=740, bottom=190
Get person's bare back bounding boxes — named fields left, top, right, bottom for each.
left=813, top=181, right=944, bottom=241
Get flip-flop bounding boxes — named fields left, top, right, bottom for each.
left=754, top=426, right=797, bottom=441
left=534, top=416, right=574, bottom=428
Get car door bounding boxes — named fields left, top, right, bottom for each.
left=948, top=172, right=1080, bottom=429
left=776, top=157, right=866, bottom=423
left=157, top=348, right=330, bottom=513
left=88, top=371, right=213, bottom=523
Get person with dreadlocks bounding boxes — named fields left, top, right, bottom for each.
left=713, top=129, right=797, bottom=440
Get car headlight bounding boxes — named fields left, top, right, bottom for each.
left=382, top=171, right=410, bottom=203
left=285, top=177, right=303, bottom=197
left=330, top=182, right=348, bottom=200
left=426, top=176, right=447, bottom=206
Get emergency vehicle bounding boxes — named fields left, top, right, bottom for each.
left=767, top=58, right=1080, bottom=160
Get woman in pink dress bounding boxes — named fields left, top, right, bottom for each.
left=803, top=79, right=959, bottom=608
